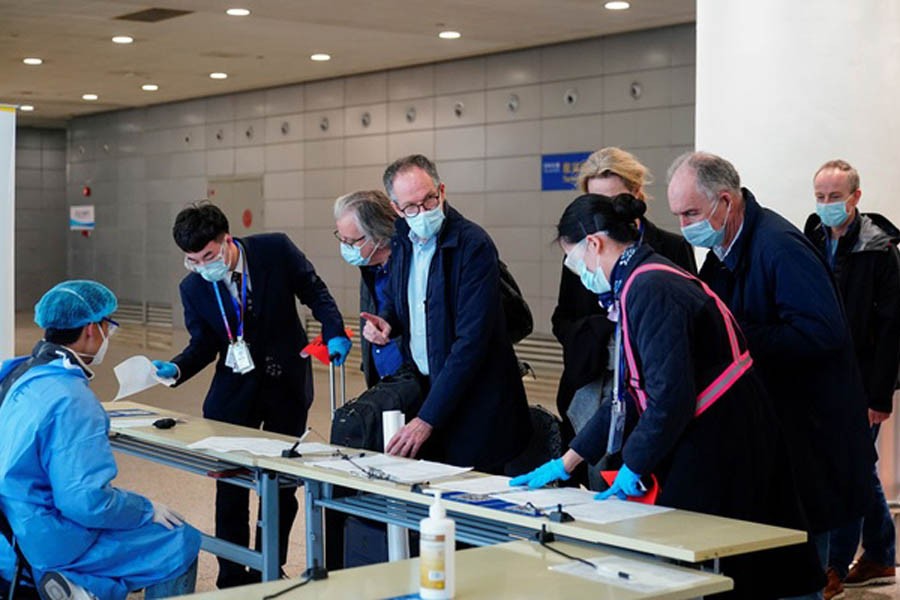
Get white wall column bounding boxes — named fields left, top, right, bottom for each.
left=695, top=0, right=900, bottom=227
left=0, top=106, right=16, bottom=360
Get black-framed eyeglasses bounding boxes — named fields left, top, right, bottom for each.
left=333, top=230, right=366, bottom=246
left=101, top=316, right=119, bottom=337
left=396, top=190, right=440, bottom=217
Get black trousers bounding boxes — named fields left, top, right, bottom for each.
left=214, top=481, right=299, bottom=588
left=210, top=371, right=310, bottom=589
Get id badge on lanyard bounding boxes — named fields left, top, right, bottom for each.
left=213, top=262, right=254, bottom=375
left=229, top=338, right=255, bottom=374
left=606, top=316, right=626, bottom=454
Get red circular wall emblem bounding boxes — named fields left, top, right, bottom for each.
left=242, top=209, right=253, bottom=228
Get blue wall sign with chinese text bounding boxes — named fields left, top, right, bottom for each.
left=541, top=152, right=591, bottom=191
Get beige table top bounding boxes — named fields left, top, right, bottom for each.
left=259, top=454, right=806, bottom=563
left=104, top=400, right=296, bottom=469
left=173, top=540, right=733, bottom=600
left=106, top=401, right=806, bottom=564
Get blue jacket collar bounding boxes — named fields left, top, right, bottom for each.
left=720, top=188, right=759, bottom=272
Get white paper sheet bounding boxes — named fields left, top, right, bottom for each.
left=492, top=487, right=598, bottom=509
left=108, top=418, right=159, bottom=428
left=309, top=454, right=471, bottom=484
left=563, top=498, right=673, bottom=525
left=186, top=436, right=338, bottom=457
left=112, top=355, right=176, bottom=401
left=431, top=475, right=522, bottom=495
left=550, top=555, right=709, bottom=592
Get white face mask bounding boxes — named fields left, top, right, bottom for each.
left=83, top=320, right=116, bottom=365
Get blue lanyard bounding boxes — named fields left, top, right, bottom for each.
left=211, top=242, right=248, bottom=341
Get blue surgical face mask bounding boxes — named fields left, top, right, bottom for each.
left=816, top=199, right=851, bottom=228
left=196, top=258, right=229, bottom=282
left=406, top=205, right=445, bottom=240
left=185, top=241, right=230, bottom=282
left=340, top=240, right=380, bottom=267
left=566, top=240, right=611, bottom=295
left=579, top=261, right=611, bottom=295
left=681, top=199, right=729, bottom=249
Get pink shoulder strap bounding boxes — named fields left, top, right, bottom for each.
left=619, top=263, right=753, bottom=416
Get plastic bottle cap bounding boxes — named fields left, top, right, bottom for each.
left=425, top=489, right=446, bottom=519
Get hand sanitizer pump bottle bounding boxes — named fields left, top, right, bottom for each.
left=419, top=489, right=455, bottom=599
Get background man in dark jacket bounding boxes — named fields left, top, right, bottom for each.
left=152, top=203, right=349, bottom=588
left=805, top=159, right=899, bottom=594
left=333, top=190, right=402, bottom=388
left=667, top=152, right=875, bottom=598
left=361, top=154, right=531, bottom=473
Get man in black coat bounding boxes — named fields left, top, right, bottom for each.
left=804, top=159, right=899, bottom=593
left=667, top=152, right=875, bottom=594
left=361, top=155, right=531, bottom=473
left=153, top=203, right=349, bottom=588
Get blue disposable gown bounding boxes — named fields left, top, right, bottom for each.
left=0, top=354, right=200, bottom=600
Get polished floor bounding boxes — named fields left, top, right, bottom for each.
left=10, top=316, right=899, bottom=598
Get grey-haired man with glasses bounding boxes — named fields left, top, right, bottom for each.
left=360, top=154, right=531, bottom=475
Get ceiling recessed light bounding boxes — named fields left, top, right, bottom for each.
left=142, top=84, right=159, bottom=91
left=112, top=35, right=134, bottom=44
left=604, top=1, right=631, bottom=9
left=226, top=8, right=251, bottom=16
left=82, top=94, right=99, bottom=101
left=310, top=53, right=331, bottom=62
left=209, top=72, right=228, bottom=79
left=19, top=105, right=35, bottom=112
left=22, top=57, right=43, bottom=65
left=438, top=31, right=461, bottom=40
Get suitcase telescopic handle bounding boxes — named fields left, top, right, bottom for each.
left=328, top=355, right=346, bottom=418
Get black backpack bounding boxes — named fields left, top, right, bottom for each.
left=498, top=260, right=533, bottom=344
left=330, top=366, right=423, bottom=451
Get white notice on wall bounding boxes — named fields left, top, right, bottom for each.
left=69, top=205, right=95, bottom=230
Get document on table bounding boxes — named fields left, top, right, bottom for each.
left=187, top=436, right=335, bottom=457
left=493, top=487, right=598, bottom=509
left=563, top=498, right=673, bottom=525
left=309, top=454, right=471, bottom=484
left=109, top=418, right=159, bottom=428
left=107, top=408, right=158, bottom=418
left=112, top=355, right=176, bottom=401
left=550, top=555, right=710, bottom=592
left=431, top=475, right=523, bottom=495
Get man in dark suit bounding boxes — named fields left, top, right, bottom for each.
left=361, top=155, right=531, bottom=473
left=153, top=203, right=349, bottom=588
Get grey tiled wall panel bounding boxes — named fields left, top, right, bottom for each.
left=51, top=24, right=694, bottom=334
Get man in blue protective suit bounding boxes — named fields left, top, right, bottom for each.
left=151, top=203, right=350, bottom=588
left=0, top=280, right=201, bottom=600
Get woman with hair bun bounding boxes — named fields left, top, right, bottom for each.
left=551, top=148, right=695, bottom=483
left=513, top=193, right=824, bottom=598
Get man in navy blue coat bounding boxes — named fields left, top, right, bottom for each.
left=153, top=203, right=349, bottom=588
left=667, top=152, right=875, bottom=589
left=361, top=155, right=531, bottom=474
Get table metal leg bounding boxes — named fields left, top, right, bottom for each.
left=259, top=471, right=280, bottom=581
left=305, top=479, right=325, bottom=569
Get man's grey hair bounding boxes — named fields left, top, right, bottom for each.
left=668, top=151, right=742, bottom=202
left=814, top=159, right=860, bottom=192
left=333, top=190, right=396, bottom=243
left=382, top=154, right=441, bottom=201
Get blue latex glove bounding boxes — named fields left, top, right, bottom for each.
left=509, top=458, right=570, bottom=489
left=152, top=360, right=178, bottom=380
left=326, top=336, right=352, bottom=366
left=595, top=464, right=647, bottom=501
